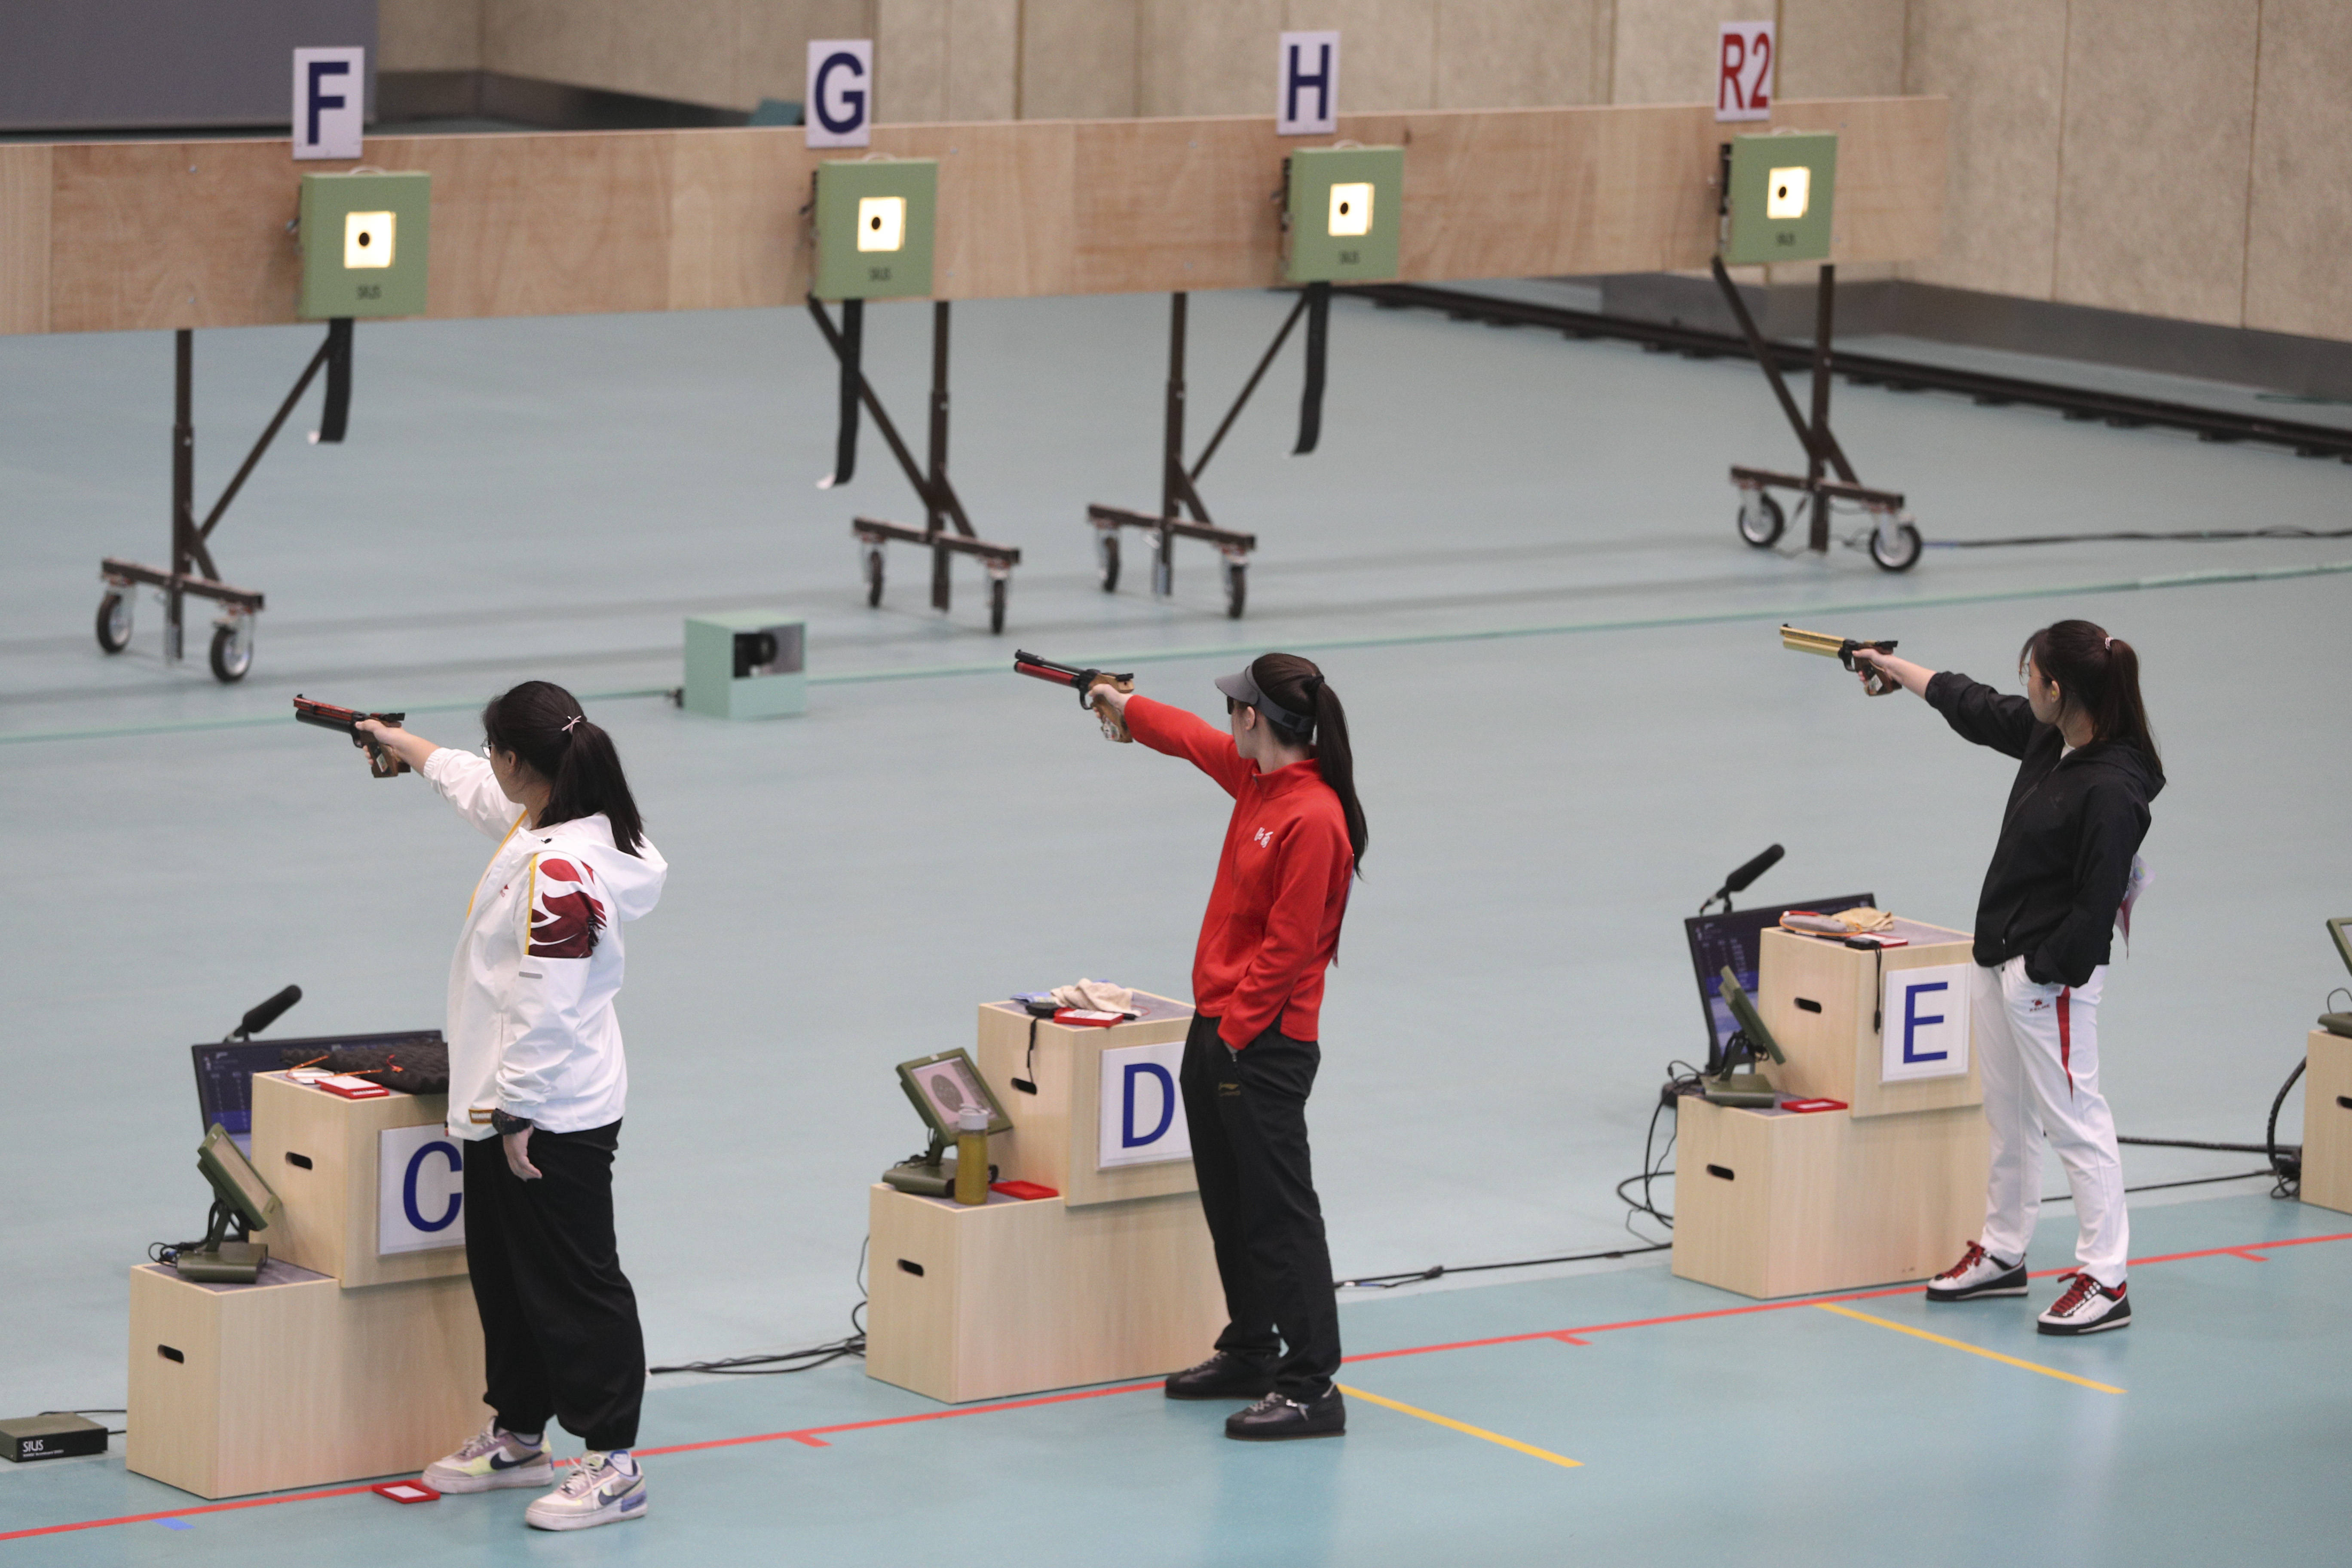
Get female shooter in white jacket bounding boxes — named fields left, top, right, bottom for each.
left=355, top=681, right=666, bottom=1533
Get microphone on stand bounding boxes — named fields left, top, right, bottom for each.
left=1702, top=844, right=1784, bottom=914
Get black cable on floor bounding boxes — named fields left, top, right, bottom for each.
left=1932, top=527, right=2352, bottom=548
left=647, top=1238, right=869, bottom=1377
left=1338, top=1243, right=1671, bottom=1292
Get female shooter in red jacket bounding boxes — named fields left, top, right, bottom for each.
left=1092, top=653, right=1368, bottom=1442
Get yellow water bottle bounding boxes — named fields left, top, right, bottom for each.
left=955, top=1104, right=990, bottom=1205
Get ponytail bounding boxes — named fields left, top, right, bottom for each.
left=481, top=680, right=648, bottom=855
left=2019, top=620, right=2159, bottom=767
left=1248, top=653, right=1369, bottom=875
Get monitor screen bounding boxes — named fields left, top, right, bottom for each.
left=1683, top=895, right=1874, bottom=1063
left=191, top=1029, right=441, bottom=1153
left=895, top=1049, right=1013, bottom=1140
left=198, top=1123, right=281, bottom=1232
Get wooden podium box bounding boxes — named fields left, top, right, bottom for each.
left=126, top=1261, right=483, bottom=1499
left=1673, top=919, right=1990, bottom=1299
left=128, top=1076, right=486, bottom=1498
left=2301, top=1030, right=2352, bottom=1216
left=865, top=994, right=1224, bottom=1403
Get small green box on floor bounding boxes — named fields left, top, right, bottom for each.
left=1720, top=132, right=1837, bottom=266
left=684, top=614, right=807, bottom=720
left=299, top=171, right=432, bottom=319
left=813, top=159, right=937, bottom=300
left=1283, top=146, right=1403, bottom=284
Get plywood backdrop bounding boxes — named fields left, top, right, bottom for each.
left=9, top=97, right=1944, bottom=335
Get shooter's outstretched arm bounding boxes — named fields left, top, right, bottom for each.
left=1851, top=648, right=1936, bottom=698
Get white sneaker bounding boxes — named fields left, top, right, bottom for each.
left=422, top=1421, right=553, bottom=1493
left=524, top=1452, right=649, bottom=1531
left=1925, top=1240, right=2029, bottom=1302
left=2037, top=1271, right=2130, bottom=1335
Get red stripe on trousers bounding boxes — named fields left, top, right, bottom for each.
left=2057, top=986, right=2073, bottom=1095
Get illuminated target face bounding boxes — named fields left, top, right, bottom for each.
left=1765, top=167, right=1810, bottom=221
left=343, top=210, right=395, bottom=269
left=1326, top=181, right=1373, bottom=238
left=856, top=195, right=906, bottom=252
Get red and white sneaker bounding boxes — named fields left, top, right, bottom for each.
left=2037, top=1272, right=2130, bottom=1335
left=1926, top=1241, right=2028, bottom=1302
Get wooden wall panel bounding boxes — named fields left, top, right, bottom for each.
left=0, top=144, right=51, bottom=334
left=15, top=98, right=1943, bottom=333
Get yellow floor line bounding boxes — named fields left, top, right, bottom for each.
left=1335, top=1383, right=1582, bottom=1468
left=1813, top=1303, right=2126, bottom=1394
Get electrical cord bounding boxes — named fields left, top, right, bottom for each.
left=39, top=1409, right=126, bottom=1437
left=1930, top=527, right=2352, bottom=548
left=646, top=1237, right=869, bottom=1377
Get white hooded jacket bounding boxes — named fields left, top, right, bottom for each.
left=421, top=748, right=668, bottom=1141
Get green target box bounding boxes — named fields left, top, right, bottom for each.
left=1721, top=132, right=1837, bottom=266
left=1282, top=145, right=1403, bottom=285
left=298, top=171, right=432, bottom=320
left=813, top=159, right=937, bottom=301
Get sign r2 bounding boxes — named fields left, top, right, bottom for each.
left=1716, top=22, right=1775, bottom=123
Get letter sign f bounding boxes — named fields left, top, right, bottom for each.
left=308, top=59, right=349, bottom=147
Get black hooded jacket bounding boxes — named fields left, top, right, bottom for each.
left=1925, top=671, right=2164, bottom=988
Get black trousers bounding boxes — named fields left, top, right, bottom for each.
left=462, top=1120, right=645, bottom=1452
left=1179, top=1013, right=1342, bottom=1397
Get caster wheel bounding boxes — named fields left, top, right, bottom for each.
left=1868, top=519, right=1923, bottom=573
left=988, top=576, right=1008, bottom=635
left=1224, top=561, right=1247, bottom=620
left=1736, top=490, right=1785, bottom=548
left=864, top=546, right=885, bottom=607
left=1097, top=532, right=1121, bottom=594
left=208, top=619, right=253, bottom=683
left=96, top=590, right=132, bottom=653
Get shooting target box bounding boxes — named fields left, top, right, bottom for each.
left=683, top=611, right=807, bottom=720
left=1721, top=131, right=1836, bottom=266
left=812, top=158, right=937, bottom=300
left=1282, top=145, right=1402, bottom=284
left=298, top=171, right=430, bottom=319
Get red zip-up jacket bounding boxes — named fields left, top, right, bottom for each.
left=1124, top=695, right=1354, bottom=1048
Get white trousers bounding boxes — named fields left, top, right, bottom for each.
left=1973, top=957, right=2128, bottom=1286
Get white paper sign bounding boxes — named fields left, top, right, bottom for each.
left=293, top=47, right=366, bottom=160
left=1277, top=31, right=1340, bottom=136
left=1098, top=1040, right=1191, bottom=1170
left=379, top=1124, right=466, bottom=1255
left=806, top=40, right=873, bottom=148
left=1882, top=963, right=1971, bottom=1083
left=1715, top=22, right=1775, bottom=123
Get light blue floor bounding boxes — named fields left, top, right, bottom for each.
left=3, top=287, right=2349, bottom=1560
left=8, top=1197, right=2350, bottom=1563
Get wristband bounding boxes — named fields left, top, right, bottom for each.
left=490, top=1110, right=533, bottom=1137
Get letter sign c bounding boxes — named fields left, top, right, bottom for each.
left=402, top=1141, right=463, bottom=1232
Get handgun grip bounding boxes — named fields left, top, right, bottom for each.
left=1087, top=676, right=1136, bottom=743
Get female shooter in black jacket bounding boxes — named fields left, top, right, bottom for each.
left=1853, top=620, right=2161, bottom=1335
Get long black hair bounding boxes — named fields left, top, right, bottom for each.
left=481, top=681, right=648, bottom=855
left=1247, top=652, right=1369, bottom=874
left=2019, top=619, right=2159, bottom=766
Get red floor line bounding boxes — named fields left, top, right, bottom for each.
left=15, top=1227, right=2349, bottom=1543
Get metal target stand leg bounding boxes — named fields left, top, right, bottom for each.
left=1715, top=258, right=1920, bottom=573
left=809, top=296, right=1023, bottom=632
left=96, top=320, right=352, bottom=682
left=1085, top=286, right=1341, bottom=620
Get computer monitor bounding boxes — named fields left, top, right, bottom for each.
left=177, top=1124, right=283, bottom=1283
left=1683, top=894, right=1874, bottom=1064
left=191, top=1029, right=441, bottom=1154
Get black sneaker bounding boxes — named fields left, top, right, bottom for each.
left=2037, top=1272, right=2130, bottom=1335
left=1164, top=1352, right=1278, bottom=1402
left=1224, top=1387, right=1346, bottom=1441
left=1925, top=1240, right=2029, bottom=1302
